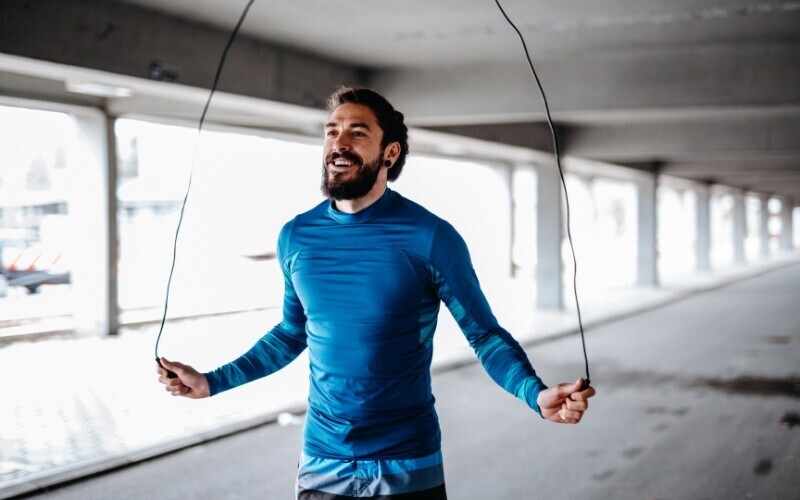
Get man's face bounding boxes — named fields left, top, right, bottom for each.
left=322, top=103, right=386, bottom=201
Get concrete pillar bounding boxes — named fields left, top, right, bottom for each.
left=503, top=164, right=515, bottom=277
left=780, top=198, right=795, bottom=250
left=732, top=190, right=747, bottom=264
left=635, top=174, right=658, bottom=286
left=536, top=163, right=563, bottom=309
left=695, top=185, right=711, bottom=272
left=105, top=114, right=120, bottom=335
left=70, top=110, right=118, bottom=336
left=758, top=194, right=770, bottom=257
left=796, top=205, right=800, bottom=249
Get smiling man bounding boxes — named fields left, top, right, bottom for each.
left=157, top=86, right=596, bottom=499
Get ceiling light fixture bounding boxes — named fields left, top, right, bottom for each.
left=65, top=81, right=134, bottom=98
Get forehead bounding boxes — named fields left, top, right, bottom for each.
left=326, top=103, right=380, bottom=128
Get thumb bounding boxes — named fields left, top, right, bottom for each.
left=160, top=357, right=182, bottom=374
left=558, top=378, right=583, bottom=396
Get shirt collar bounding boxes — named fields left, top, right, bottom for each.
left=327, top=187, right=396, bottom=224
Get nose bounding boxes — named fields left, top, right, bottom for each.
left=332, top=133, right=350, bottom=153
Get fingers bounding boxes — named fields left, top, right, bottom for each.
left=544, top=378, right=596, bottom=424
left=570, top=384, right=597, bottom=402
left=564, top=398, right=588, bottom=412
left=559, top=379, right=592, bottom=423
left=558, top=405, right=582, bottom=424
left=160, top=376, right=193, bottom=397
left=155, top=357, right=210, bottom=399
left=558, top=402, right=585, bottom=424
left=156, top=358, right=185, bottom=390
left=162, top=376, right=190, bottom=396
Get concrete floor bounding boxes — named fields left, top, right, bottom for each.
left=17, top=263, right=800, bottom=500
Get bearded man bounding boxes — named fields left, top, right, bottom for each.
left=158, top=86, right=596, bottom=499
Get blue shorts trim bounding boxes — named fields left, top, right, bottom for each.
left=296, top=451, right=445, bottom=498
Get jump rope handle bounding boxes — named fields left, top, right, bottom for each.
left=580, top=379, right=591, bottom=391
left=157, top=358, right=178, bottom=379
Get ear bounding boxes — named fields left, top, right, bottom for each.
left=383, top=142, right=401, bottom=166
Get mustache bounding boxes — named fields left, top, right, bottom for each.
left=325, top=151, right=362, bottom=166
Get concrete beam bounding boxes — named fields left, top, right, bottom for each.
left=662, top=158, right=800, bottom=176
left=0, top=0, right=365, bottom=109
left=425, top=123, right=560, bottom=154
left=425, top=123, right=800, bottom=202
left=564, top=116, right=800, bottom=162
left=642, top=160, right=800, bottom=203
left=664, top=171, right=800, bottom=183
left=372, top=43, right=800, bottom=125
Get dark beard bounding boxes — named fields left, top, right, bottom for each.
left=321, top=151, right=383, bottom=201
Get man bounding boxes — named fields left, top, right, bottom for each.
left=158, top=86, right=596, bottom=499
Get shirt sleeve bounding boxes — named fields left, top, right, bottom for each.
left=429, top=221, right=547, bottom=414
left=204, top=222, right=308, bottom=396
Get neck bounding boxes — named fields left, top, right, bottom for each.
left=333, top=181, right=387, bottom=214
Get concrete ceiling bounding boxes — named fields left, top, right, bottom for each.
left=1, top=0, right=799, bottom=201
left=114, top=0, right=800, bottom=67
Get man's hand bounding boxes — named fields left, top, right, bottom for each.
left=536, top=378, right=596, bottom=424
left=156, top=357, right=211, bottom=399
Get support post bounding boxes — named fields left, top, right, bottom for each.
left=780, top=197, right=795, bottom=250
left=71, top=110, right=118, bottom=336
left=695, top=184, right=711, bottom=272
left=758, top=194, right=770, bottom=257
left=732, top=190, right=746, bottom=264
left=536, top=163, right=563, bottom=309
left=504, top=164, right=515, bottom=277
left=636, top=174, right=658, bottom=286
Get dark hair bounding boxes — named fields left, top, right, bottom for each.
left=327, top=86, right=409, bottom=181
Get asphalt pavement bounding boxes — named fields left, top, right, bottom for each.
left=14, top=262, right=800, bottom=499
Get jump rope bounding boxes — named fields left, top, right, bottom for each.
left=154, top=0, right=256, bottom=378
left=155, top=0, right=591, bottom=391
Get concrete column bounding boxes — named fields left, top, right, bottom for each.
left=503, top=164, right=515, bottom=277
left=70, top=110, right=118, bottom=336
left=695, top=185, right=711, bottom=272
left=105, top=114, right=120, bottom=335
left=635, top=174, right=658, bottom=286
left=796, top=205, right=800, bottom=249
left=732, top=190, right=747, bottom=264
left=780, top=198, right=795, bottom=250
left=758, top=194, right=770, bottom=257
left=536, top=163, right=563, bottom=309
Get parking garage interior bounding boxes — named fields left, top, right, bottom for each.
left=0, top=1, right=799, bottom=498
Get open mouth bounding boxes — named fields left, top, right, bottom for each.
left=327, top=153, right=361, bottom=170
left=330, top=159, right=355, bottom=168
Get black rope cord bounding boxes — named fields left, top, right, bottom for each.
left=155, top=0, right=590, bottom=390
left=494, top=0, right=591, bottom=389
left=154, top=0, right=257, bottom=375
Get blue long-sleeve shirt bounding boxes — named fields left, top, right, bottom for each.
left=205, top=188, right=546, bottom=460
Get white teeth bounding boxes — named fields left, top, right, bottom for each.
left=334, top=160, right=351, bottom=166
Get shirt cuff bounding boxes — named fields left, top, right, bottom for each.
left=203, top=369, right=223, bottom=397
left=516, top=376, right=548, bottom=417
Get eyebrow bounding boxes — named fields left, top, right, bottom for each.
left=324, top=121, right=372, bottom=131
